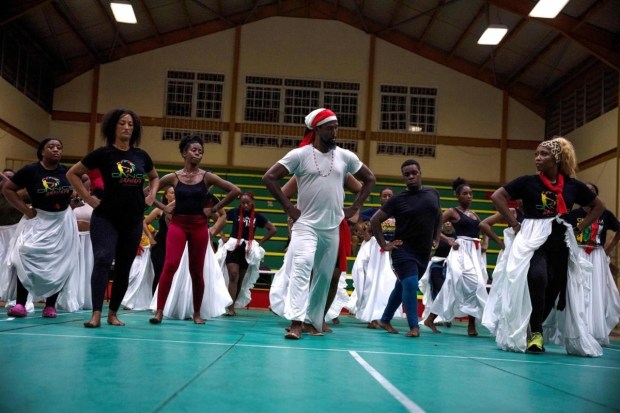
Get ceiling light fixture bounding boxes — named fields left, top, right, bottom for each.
left=111, top=1, right=137, bottom=24
left=477, top=24, right=508, bottom=45
left=529, top=0, right=570, bottom=18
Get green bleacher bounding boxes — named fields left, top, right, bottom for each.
left=151, top=164, right=506, bottom=290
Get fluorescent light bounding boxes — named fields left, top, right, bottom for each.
left=477, top=24, right=508, bottom=45
left=529, top=0, right=570, bottom=18
left=408, top=125, right=423, bottom=132
left=111, top=1, right=137, bottom=24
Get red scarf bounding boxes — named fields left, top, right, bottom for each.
left=236, top=206, right=255, bottom=254
left=538, top=173, right=567, bottom=214
left=337, top=219, right=351, bottom=270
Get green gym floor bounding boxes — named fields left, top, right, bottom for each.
left=0, top=306, right=618, bottom=413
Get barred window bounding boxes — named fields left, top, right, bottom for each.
left=165, top=70, right=224, bottom=119
left=244, top=76, right=359, bottom=127
left=162, top=129, right=221, bottom=144
left=380, top=85, right=437, bottom=133
left=377, top=143, right=435, bottom=158
left=241, top=135, right=280, bottom=147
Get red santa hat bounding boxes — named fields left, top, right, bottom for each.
left=299, top=108, right=337, bottom=147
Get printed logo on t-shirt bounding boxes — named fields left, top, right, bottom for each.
left=574, top=217, right=602, bottom=245
left=37, top=176, right=71, bottom=196
left=536, top=191, right=558, bottom=216
left=112, top=160, right=144, bottom=186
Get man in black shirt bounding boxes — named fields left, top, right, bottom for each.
left=370, top=159, right=441, bottom=337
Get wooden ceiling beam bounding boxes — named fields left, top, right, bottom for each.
left=0, top=0, right=51, bottom=27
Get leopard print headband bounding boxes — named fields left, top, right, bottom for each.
left=540, top=140, right=562, bottom=162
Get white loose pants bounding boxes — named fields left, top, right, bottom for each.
left=284, top=223, right=339, bottom=330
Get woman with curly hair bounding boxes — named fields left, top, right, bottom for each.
left=484, top=137, right=605, bottom=356
left=67, top=108, right=159, bottom=328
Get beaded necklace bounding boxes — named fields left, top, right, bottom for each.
left=312, top=147, right=334, bottom=177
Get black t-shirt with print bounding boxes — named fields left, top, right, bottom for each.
left=503, top=175, right=596, bottom=219
left=380, top=187, right=441, bottom=257
left=226, top=208, right=268, bottom=240
left=11, top=162, right=72, bottom=212
left=81, top=146, right=154, bottom=222
left=568, top=208, right=619, bottom=246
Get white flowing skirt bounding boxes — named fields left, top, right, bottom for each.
left=0, top=224, right=35, bottom=312
left=577, top=245, right=620, bottom=345
left=150, top=242, right=232, bottom=320
left=325, top=271, right=350, bottom=322
left=346, top=237, right=403, bottom=322
left=122, top=246, right=155, bottom=310
left=8, top=209, right=79, bottom=300
left=216, top=238, right=265, bottom=308
left=430, top=236, right=488, bottom=321
left=482, top=217, right=602, bottom=357
left=419, top=256, right=448, bottom=323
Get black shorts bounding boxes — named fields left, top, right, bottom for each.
left=225, top=243, right=249, bottom=270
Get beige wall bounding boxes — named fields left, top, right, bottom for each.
left=568, top=108, right=619, bottom=215
left=0, top=77, right=50, bottom=170
left=1, top=16, right=615, bottom=195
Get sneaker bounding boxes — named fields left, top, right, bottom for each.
left=7, top=304, right=27, bottom=318
left=527, top=332, right=545, bottom=353
left=42, top=306, right=57, bottom=318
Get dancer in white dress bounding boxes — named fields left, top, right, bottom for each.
left=568, top=183, right=620, bottom=345
left=3, top=138, right=79, bottom=318
left=483, top=137, right=605, bottom=356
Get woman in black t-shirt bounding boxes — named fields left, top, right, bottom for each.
left=486, top=137, right=605, bottom=356
left=220, top=192, right=276, bottom=316
left=67, top=109, right=160, bottom=328
left=3, top=138, right=79, bottom=318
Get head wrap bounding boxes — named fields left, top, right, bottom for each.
left=299, top=108, right=337, bottom=147
left=540, top=139, right=562, bottom=163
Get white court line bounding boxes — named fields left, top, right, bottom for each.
left=1, top=330, right=618, bottom=371
left=349, top=350, right=425, bottom=413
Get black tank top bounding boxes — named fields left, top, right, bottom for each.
left=174, top=174, right=208, bottom=215
left=452, top=208, right=480, bottom=239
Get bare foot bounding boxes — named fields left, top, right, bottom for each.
left=107, top=311, right=125, bottom=326
left=378, top=320, right=399, bottom=334
left=405, top=327, right=420, bottom=337
left=192, top=312, right=205, bottom=325
left=322, top=322, right=333, bottom=333
left=468, top=327, right=478, bottom=336
left=224, top=307, right=237, bottom=317
left=367, top=320, right=379, bottom=329
left=285, top=322, right=302, bottom=339
left=302, top=323, right=324, bottom=336
left=423, top=318, right=441, bottom=333
left=84, top=310, right=102, bottom=328
left=149, top=309, right=163, bottom=324
left=332, top=317, right=340, bottom=325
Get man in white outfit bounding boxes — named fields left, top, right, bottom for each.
left=263, top=108, right=375, bottom=339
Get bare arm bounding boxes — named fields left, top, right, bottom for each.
left=67, top=162, right=99, bottom=209
left=346, top=165, right=375, bottom=219
left=209, top=208, right=228, bottom=237
left=479, top=212, right=509, bottom=249
left=491, top=187, right=521, bottom=233
left=439, top=209, right=459, bottom=249
left=205, top=172, right=241, bottom=214
left=2, top=179, right=34, bottom=219
left=258, top=221, right=278, bottom=247
left=144, top=168, right=160, bottom=207
left=576, top=196, right=605, bottom=235
left=263, top=163, right=299, bottom=220
left=605, top=226, right=620, bottom=256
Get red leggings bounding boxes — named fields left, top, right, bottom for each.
left=156, top=215, right=209, bottom=312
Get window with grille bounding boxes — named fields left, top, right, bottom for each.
left=244, top=76, right=359, bottom=128
left=165, top=71, right=224, bottom=119
left=380, top=85, right=437, bottom=133
left=545, top=69, right=618, bottom=138
left=0, top=28, right=53, bottom=111
left=241, top=135, right=280, bottom=148
left=377, top=143, right=435, bottom=158
left=162, top=129, right=221, bottom=144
